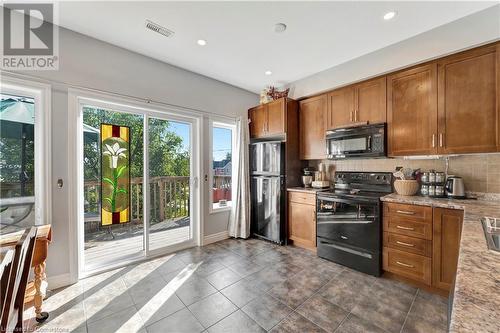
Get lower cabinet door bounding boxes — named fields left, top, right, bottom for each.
left=432, top=208, right=463, bottom=291
left=383, top=247, right=432, bottom=285
left=288, top=200, right=316, bottom=249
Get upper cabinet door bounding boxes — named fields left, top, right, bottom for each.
left=355, top=77, right=387, bottom=124
left=387, top=63, right=438, bottom=156
left=299, top=94, right=327, bottom=160
left=267, top=98, right=286, bottom=136
left=248, top=104, right=267, bottom=138
left=437, top=45, right=499, bottom=154
left=327, top=86, right=354, bottom=129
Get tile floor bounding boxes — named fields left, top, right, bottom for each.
left=26, top=238, right=448, bottom=333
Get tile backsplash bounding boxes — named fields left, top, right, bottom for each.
left=309, top=153, right=500, bottom=194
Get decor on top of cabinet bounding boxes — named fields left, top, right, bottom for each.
left=266, top=86, right=290, bottom=100
left=259, top=89, right=272, bottom=104
left=393, top=167, right=420, bottom=196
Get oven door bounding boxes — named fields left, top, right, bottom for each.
left=316, top=195, right=381, bottom=252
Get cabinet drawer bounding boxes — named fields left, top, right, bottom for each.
left=383, top=232, right=432, bottom=257
left=383, top=247, right=431, bottom=285
left=288, top=191, right=316, bottom=205
left=384, top=202, right=432, bottom=222
left=383, top=215, right=433, bottom=240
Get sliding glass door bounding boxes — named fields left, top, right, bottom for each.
left=147, top=117, right=193, bottom=253
left=80, top=101, right=198, bottom=274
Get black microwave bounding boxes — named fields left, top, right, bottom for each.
left=326, top=123, right=386, bottom=159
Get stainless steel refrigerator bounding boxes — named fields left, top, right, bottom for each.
left=250, top=141, right=286, bottom=244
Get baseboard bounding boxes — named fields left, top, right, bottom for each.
left=203, top=230, right=229, bottom=245
left=47, top=273, right=73, bottom=290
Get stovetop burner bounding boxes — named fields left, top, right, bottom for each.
left=318, top=171, right=393, bottom=201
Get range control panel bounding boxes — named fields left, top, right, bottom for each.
left=335, top=171, right=393, bottom=186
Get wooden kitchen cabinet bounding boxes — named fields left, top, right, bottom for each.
left=387, top=63, right=438, bottom=156
left=327, top=86, right=354, bottom=129
left=299, top=94, right=327, bottom=160
left=355, top=77, right=387, bottom=124
left=248, top=98, right=296, bottom=139
left=432, top=207, right=463, bottom=291
left=248, top=104, right=267, bottom=138
left=327, top=77, right=386, bottom=129
left=266, top=98, right=286, bottom=135
left=383, top=202, right=464, bottom=293
left=288, top=191, right=316, bottom=250
left=437, top=44, right=500, bottom=154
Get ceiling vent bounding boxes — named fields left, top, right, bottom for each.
left=145, top=20, right=174, bottom=38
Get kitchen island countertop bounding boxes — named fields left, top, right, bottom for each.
left=381, top=193, right=500, bottom=333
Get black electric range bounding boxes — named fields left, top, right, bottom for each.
left=316, top=171, right=393, bottom=276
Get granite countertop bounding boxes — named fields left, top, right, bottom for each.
left=381, top=194, right=500, bottom=333
left=287, top=187, right=329, bottom=193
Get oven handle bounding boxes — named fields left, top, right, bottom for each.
left=318, top=239, right=373, bottom=259
left=317, top=220, right=373, bottom=225
left=317, top=197, right=379, bottom=206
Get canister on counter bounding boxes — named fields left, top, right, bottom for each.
left=421, top=172, right=429, bottom=183
left=435, top=185, right=445, bottom=197
left=421, top=184, right=429, bottom=196
left=428, top=185, right=436, bottom=196
left=435, top=172, right=446, bottom=183
left=429, top=171, right=436, bottom=183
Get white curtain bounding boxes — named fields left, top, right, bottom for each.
left=229, top=116, right=250, bottom=238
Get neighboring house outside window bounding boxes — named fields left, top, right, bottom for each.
left=211, top=123, right=234, bottom=211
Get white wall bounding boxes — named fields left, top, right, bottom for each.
left=3, top=16, right=257, bottom=284
left=287, top=5, right=500, bottom=99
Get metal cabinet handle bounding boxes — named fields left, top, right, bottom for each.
left=396, top=241, right=415, bottom=247
left=350, top=110, right=353, bottom=122
left=396, top=210, right=415, bottom=215
left=396, top=225, right=414, bottom=231
left=396, top=261, right=414, bottom=268
left=432, top=134, right=436, bottom=148
left=354, top=109, right=358, bottom=122
left=439, top=133, right=444, bottom=147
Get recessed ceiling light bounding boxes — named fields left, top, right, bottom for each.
left=265, top=70, right=272, bottom=76
left=383, top=11, right=396, bottom=20
left=197, top=39, right=207, bottom=46
left=274, top=23, right=287, bottom=33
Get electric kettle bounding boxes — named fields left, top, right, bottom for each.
left=445, top=176, right=466, bottom=199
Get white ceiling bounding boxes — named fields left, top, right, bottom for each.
left=56, top=1, right=497, bottom=93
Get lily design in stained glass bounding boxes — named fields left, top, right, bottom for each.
left=103, top=142, right=127, bottom=169
left=102, top=141, right=128, bottom=212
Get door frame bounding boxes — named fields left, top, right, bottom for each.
left=0, top=75, right=52, bottom=229
left=68, top=88, right=202, bottom=280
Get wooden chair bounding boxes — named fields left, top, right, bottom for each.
left=1, top=227, right=37, bottom=333
left=0, top=249, right=15, bottom=319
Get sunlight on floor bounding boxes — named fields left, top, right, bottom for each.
left=116, top=262, right=201, bottom=332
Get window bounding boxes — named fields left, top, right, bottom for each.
left=0, top=77, right=50, bottom=234
left=211, top=122, right=234, bottom=211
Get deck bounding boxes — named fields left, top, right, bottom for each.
left=84, top=224, right=190, bottom=270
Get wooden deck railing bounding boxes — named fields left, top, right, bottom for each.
left=84, top=176, right=190, bottom=223
left=83, top=175, right=232, bottom=223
